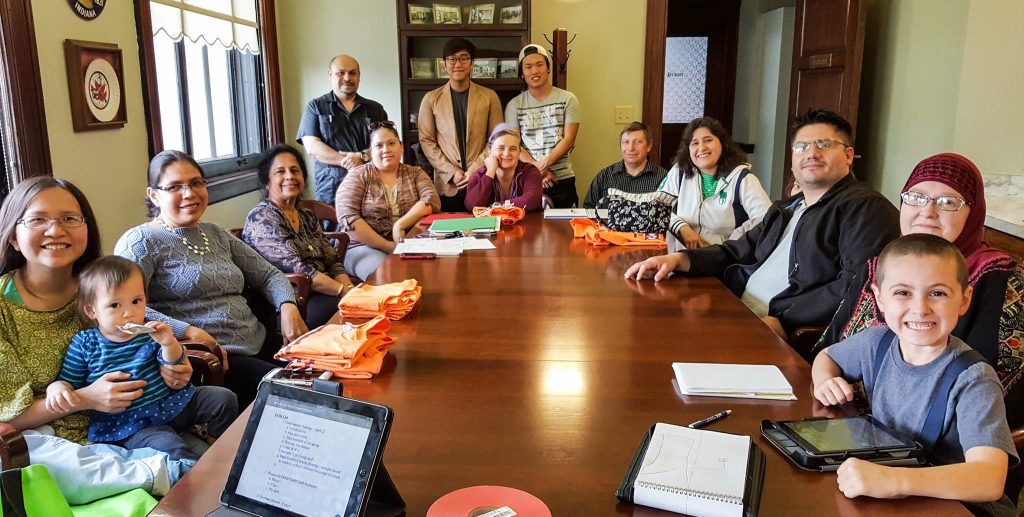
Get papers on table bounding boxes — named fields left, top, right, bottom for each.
left=392, top=237, right=496, bottom=256
left=672, top=362, right=797, bottom=401
left=544, top=208, right=608, bottom=220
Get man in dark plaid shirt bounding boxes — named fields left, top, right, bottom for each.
left=582, top=122, right=668, bottom=209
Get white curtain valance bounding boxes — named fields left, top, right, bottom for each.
left=151, top=0, right=260, bottom=54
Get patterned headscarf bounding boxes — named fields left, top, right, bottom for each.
left=901, top=153, right=1014, bottom=282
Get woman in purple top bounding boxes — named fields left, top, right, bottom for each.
left=464, top=125, right=543, bottom=212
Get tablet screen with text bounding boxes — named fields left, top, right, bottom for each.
left=233, top=394, right=372, bottom=516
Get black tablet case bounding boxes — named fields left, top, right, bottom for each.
left=616, top=424, right=765, bottom=517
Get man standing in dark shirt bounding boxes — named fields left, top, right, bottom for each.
left=297, top=54, right=388, bottom=205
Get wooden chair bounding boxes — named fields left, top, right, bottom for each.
left=789, top=325, right=826, bottom=363
left=227, top=228, right=312, bottom=318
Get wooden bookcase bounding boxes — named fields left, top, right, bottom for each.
left=396, top=0, right=531, bottom=162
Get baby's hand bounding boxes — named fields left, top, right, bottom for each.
left=813, top=376, right=854, bottom=406
left=146, top=321, right=179, bottom=348
left=45, top=381, right=81, bottom=413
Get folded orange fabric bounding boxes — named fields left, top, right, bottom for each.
left=339, top=279, right=421, bottom=320
left=275, top=316, right=395, bottom=379
left=473, top=204, right=525, bottom=225
left=570, top=218, right=666, bottom=247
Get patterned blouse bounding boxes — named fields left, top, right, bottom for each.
left=335, top=163, right=440, bottom=245
left=243, top=199, right=346, bottom=278
left=0, top=273, right=89, bottom=442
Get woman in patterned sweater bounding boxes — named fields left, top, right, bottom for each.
left=817, top=154, right=1024, bottom=429
left=243, top=144, right=354, bottom=328
left=115, top=151, right=307, bottom=408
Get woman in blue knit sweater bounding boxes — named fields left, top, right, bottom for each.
left=115, top=151, right=307, bottom=407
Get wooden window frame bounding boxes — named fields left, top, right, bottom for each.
left=134, top=0, right=284, bottom=203
left=0, top=0, right=52, bottom=187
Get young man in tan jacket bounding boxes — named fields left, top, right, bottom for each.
left=417, top=38, right=503, bottom=212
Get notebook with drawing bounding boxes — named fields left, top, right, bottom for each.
left=617, top=422, right=765, bottom=517
left=672, top=363, right=796, bottom=401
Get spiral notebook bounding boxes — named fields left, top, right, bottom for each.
left=616, top=423, right=764, bottom=517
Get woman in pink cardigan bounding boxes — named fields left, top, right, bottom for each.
left=464, top=125, right=543, bottom=212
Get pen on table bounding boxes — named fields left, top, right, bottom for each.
left=688, top=409, right=732, bottom=429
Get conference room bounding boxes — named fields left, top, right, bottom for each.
left=2, top=0, right=1023, bottom=516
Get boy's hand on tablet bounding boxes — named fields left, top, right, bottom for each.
left=837, top=457, right=899, bottom=499
left=813, top=376, right=854, bottom=406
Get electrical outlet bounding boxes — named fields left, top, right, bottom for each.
left=614, top=106, right=633, bottom=124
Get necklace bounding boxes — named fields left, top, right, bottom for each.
left=158, top=218, right=211, bottom=256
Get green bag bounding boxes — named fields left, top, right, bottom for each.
left=0, top=465, right=156, bottom=517
left=0, top=464, right=73, bottom=517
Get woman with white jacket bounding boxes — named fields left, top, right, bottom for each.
left=658, top=117, right=771, bottom=250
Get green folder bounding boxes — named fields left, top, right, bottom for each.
left=428, top=216, right=500, bottom=233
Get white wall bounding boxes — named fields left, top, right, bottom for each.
left=752, top=7, right=794, bottom=199
left=530, top=0, right=647, bottom=192
left=952, top=0, right=1024, bottom=175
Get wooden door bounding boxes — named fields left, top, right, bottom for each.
left=784, top=0, right=866, bottom=190
left=642, top=0, right=740, bottom=168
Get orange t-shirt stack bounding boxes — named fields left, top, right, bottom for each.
left=338, top=279, right=422, bottom=320
left=569, top=218, right=667, bottom=247
left=275, top=316, right=395, bottom=379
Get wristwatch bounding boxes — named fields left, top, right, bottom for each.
left=359, top=151, right=369, bottom=162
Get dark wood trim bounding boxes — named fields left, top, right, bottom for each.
left=0, top=0, right=51, bottom=179
left=641, top=0, right=668, bottom=166
left=258, top=0, right=285, bottom=144
left=985, top=226, right=1024, bottom=263
left=134, top=0, right=163, bottom=156
left=551, top=28, right=567, bottom=89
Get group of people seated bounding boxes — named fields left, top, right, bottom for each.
left=0, top=36, right=1021, bottom=516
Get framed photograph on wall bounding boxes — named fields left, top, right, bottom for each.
left=436, top=58, right=450, bottom=79
left=471, top=58, right=497, bottom=79
left=498, top=58, right=518, bottom=78
left=432, top=4, right=462, bottom=24
left=469, top=4, right=495, bottom=24
left=63, top=39, right=127, bottom=131
left=410, top=58, right=435, bottom=79
left=499, top=5, right=523, bottom=24
left=408, top=4, right=433, bottom=24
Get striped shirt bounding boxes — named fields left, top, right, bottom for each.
left=582, top=160, right=669, bottom=208
left=504, top=87, right=581, bottom=181
left=58, top=328, right=195, bottom=441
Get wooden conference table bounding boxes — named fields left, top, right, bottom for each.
left=153, top=216, right=966, bottom=516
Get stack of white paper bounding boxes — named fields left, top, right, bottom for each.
left=672, top=363, right=796, bottom=400
left=392, top=237, right=496, bottom=256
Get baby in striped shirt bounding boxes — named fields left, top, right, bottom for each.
left=45, top=256, right=238, bottom=461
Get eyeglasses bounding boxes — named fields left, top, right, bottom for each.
left=900, top=191, right=970, bottom=212
left=444, top=56, right=472, bottom=65
left=791, top=139, right=851, bottom=154
left=17, top=215, right=87, bottom=230
left=152, top=179, right=208, bottom=194
left=368, top=120, right=397, bottom=131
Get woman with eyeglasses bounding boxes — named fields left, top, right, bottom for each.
left=115, top=150, right=307, bottom=408
left=0, top=177, right=194, bottom=504
left=335, top=121, right=441, bottom=280
left=243, top=144, right=354, bottom=328
left=816, top=153, right=1024, bottom=424
left=657, top=117, right=771, bottom=250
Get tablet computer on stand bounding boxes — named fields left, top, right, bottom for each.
left=207, top=380, right=405, bottom=516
